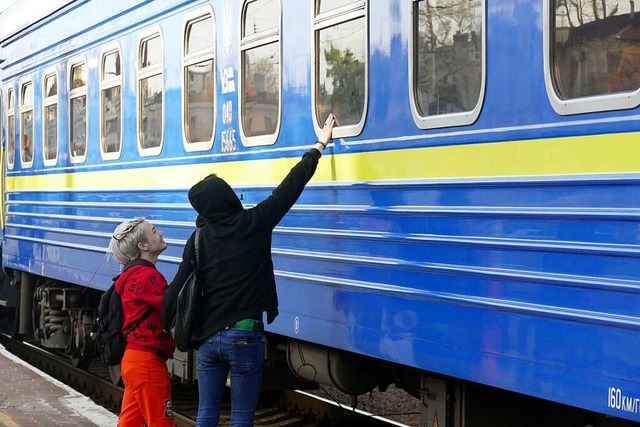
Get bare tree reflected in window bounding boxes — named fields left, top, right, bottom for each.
left=553, top=0, right=640, bottom=97
left=414, top=0, right=482, bottom=117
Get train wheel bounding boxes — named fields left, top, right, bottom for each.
left=69, top=333, right=93, bottom=369
left=108, top=364, right=122, bottom=385
left=69, top=315, right=93, bottom=369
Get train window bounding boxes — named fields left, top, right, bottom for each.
left=313, top=0, right=367, bottom=139
left=317, top=0, right=355, bottom=14
left=101, top=47, right=122, bottom=160
left=410, top=0, right=484, bottom=129
left=183, top=9, right=215, bottom=151
left=239, top=0, right=281, bottom=146
left=545, top=0, right=640, bottom=114
left=6, top=88, right=14, bottom=169
left=43, top=70, right=58, bottom=166
left=69, top=60, right=88, bottom=163
left=20, top=79, right=34, bottom=168
left=138, top=29, right=164, bottom=156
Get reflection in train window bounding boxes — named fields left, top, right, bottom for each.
left=552, top=0, right=640, bottom=98
left=183, top=11, right=215, bottom=150
left=101, top=47, right=122, bottom=159
left=7, top=87, right=14, bottom=169
left=69, top=60, right=88, bottom=163
left=314, top=0, right=367, bottom=138
left=43, top=71, right=58, bottom=165
left=20, top=79, right=34, bottom=167
left=138, top=30, right=164, bottom=155
left=240, top=0, right=281, bottom=146
left=316, top=0, right=354, bottom=14
left=412, top=0, right=483, bottom=119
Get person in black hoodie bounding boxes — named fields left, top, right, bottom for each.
left=162, top=114, right=336, bottom=427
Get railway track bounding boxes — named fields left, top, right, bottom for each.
left=0, top=334, right=406, bottom=426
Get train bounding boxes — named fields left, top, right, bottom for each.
left=0, top=0, right=638, bottom=425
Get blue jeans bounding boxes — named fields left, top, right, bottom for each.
left=196, top=327, right=264, bottom=427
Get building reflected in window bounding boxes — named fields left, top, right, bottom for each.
left=553, top=0, right=640, bottom=97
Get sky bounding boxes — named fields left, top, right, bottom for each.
left=0, top=0, right=17, bottom=13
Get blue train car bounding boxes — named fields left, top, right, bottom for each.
left=0, top=0, right=638, bottom=424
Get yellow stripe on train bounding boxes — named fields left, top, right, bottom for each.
left=5, top=132, right=640, bottom=191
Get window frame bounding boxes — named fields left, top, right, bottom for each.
left=0, top=90, right=2, bottom=164
left=312, top=0, right=368, bottom=139
left=137, top=26, right=165, bottom=157
left=42, top=67, right=59, bottom=167
left=543, top=0, right=640, bottom=115
left=239, top=0, right=282, bottom=147
left=100, top=44, right=123, bottom=161
left=408, top=0, right=486, bottom=129
left=0, top=88, right=3, bottom=224
left=6, top=86, right=15, bottom=170
left=68, top=57, right=89, bottom=164
left=19, top=77, right=34, bottom=169
left=182, top=6, right=216, bottom=152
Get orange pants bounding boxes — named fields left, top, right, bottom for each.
left=118, top=349, right=175, bottom=427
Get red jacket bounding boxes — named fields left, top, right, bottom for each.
left=114, top=260, right=175, bottom=359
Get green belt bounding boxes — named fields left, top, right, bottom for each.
left=233, top=319, right=261, bottom=332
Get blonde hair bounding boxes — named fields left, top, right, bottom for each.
left=107, top=217, right=147, bottom=264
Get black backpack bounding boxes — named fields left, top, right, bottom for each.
left=93, top=275, right=152, bottom=366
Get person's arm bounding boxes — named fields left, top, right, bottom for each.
left=253, top=114, right=336, bottom=229
left=161, top=232, right=195, bottom=331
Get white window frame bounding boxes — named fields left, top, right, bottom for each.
left=312, top=0, right=368, bottom=140
left=239, top=0, right=282, bottom=147
left=100, top=44, right=123, bottom=161
left=137, top=26, right=164, bottom=157
left=543, top=0, right=640, bottom=115
left=408, top=0, right=486, bottom=129
left=182, top=6, right=216, bottom=152
left=42, top=67, right=59, bottom=167
left=68, top=57, right=89, bottom=164
left=19, top=76, right=34, bottom=169
left=6, top=86, right=15, bottom=170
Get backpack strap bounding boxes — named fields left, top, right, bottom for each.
left=193, top=228, right=201, bottom=269
left=123, top=306, right=154, bottom=337
left=122, top=258, right=155, bottom=272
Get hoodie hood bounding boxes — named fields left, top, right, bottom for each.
left=189, top=175, right=244, bottom=224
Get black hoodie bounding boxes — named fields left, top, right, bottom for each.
left=162, top=148, right=322, bottom=341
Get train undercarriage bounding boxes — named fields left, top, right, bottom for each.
left=0, top=268, right=99, bottom=368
